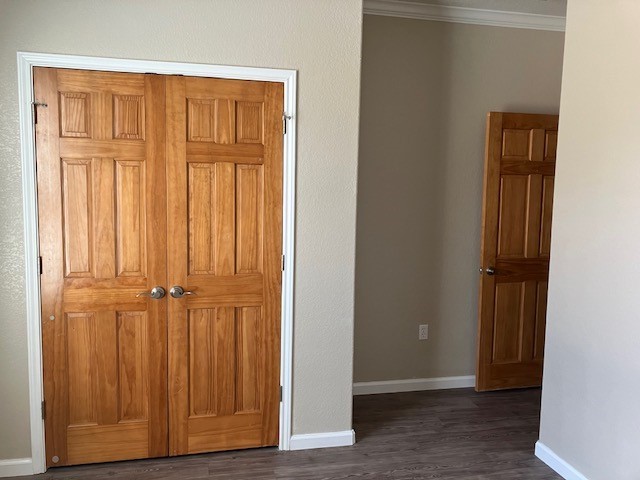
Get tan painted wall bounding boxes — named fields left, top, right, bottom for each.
left=539, top=1, right=640, bottom=478
left=0, top=0, right=362, bottom=460
left=354, top=15, right=564, bottom=382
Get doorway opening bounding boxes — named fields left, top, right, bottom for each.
left=353, top=7, right=565, bottom=477
left=17, top=52, right=297, bottom=474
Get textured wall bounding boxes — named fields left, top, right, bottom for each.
left=354, top=15, right=564, bottom=382
left=0, top=0, right=362, bottom=460
left=539, top=1, right=640, bottom=478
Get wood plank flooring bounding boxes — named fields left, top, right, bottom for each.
left=14, top=388, right=559, bottom=479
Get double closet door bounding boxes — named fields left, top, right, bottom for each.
left=35, top=67, right=283, bottom=467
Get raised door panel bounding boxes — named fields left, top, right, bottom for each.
left=491, top=283, right=523, bottom=364
left=497, top=176, right=528, bottom=258
left=36, top=68, right=167, bottom=466
left=236, top=165, right=264, bottom=274
left=62, top=159, right=93, bottom=277
left=117, top=311, right=149, bottom=422
left=116, top=161, right=146, bottom=277
left=502, top=129, right=530, bottom=160
left=60, top=92, right=91, bottom=138
left=113, top=95, right=145, bottom=140
left=167, top=75, right=282, bottom=455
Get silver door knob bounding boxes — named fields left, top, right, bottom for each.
left=485, top=267, right=495, bottom=276
left=136, top=286, right=166, bottom=299
left=170, top=286, right=196, bottom=298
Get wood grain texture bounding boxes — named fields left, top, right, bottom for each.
left=113, top=95, right=145, bottom=140
left=93, top=158, right=116, bottom=278
left=168, top=76, right=282, bottom=455
left=36, top=68, right=168, bottom=466
left=237, top=101, right=263, bottom=144
left=166, top=75, right=190, bottom=456
left=36, top=67, right=69, bottom=466
left=18, top=389, right=559, bottom=479
left=188, top=163, right=216, bottom=274
left=37, top=68, right=281, bottom=465
left=144, top=74, right=169, bottom=459
left=115, top=160, right=146, bottom=277
left=477, top=112, right=559, bottom=392
left=215, top=163, right=236, bottom=276
left=214, top=99, right=236, bottom=144
left=61, top=159, right=93, bottom=277
left=60, top=92, right=90, bottom=138
left=236, top=164, right=263, bottom=274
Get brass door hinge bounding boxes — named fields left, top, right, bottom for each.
left=41, top=400, right=46, bottom=420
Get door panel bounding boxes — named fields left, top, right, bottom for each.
left=476, top=112, right=558, bottom=391
left=166, top=76, right=282, bottom=455
left=36, top=67, right=168, bottom=466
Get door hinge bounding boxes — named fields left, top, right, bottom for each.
left=32, top=101, right=48, bottom=125
left=38, top=256, right=43, bottom=275
left=281, top=254, right=285, bottom=272
left=280, top=386, right=283, bottom=402
left=41, top=400, right=46, bottom=420
left=282, top=113, right=292, bottom=135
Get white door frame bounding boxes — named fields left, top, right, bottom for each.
left=17, top=51, right=297, bottom=474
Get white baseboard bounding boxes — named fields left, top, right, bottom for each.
left=0, top=458, right=33, bottom=478
left=535, top=442, right=589, bottom=480
left=289, top=429, right=355, bottom=451
left=353, top=375, right=476, bottom=395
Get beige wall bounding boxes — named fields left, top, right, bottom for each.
left=0, top=0, right=362, bottom=460
left=539, top=1, right=640, bottom=478
left=355, top=15, right=564, bottom=382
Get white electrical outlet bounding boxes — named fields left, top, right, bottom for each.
left=419, top=324, right=429, bottom=340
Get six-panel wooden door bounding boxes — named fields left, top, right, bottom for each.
left=35, top=68, right=169, bottom=466
left=35, top=67, right=283, bottom=467
left=166, top=76, right=283, bottom=454
left=476, top=112, right=558, bottom=391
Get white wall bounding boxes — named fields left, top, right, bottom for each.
left=539, top=1, right=640, bottom=479
left=0, top=0, right=362, bottom=461
left=355, top=15, right=564, bottom=383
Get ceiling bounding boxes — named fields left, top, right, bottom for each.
left=399, top=0, right=567, bottom=16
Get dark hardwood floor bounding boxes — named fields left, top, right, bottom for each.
left=15, top=388, right=559, bottom=479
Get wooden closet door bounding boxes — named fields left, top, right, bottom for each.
left=35, top=68, right=168, bottom=466
left=476, top=112, right=558, bottom=391
left=166, top=76, right=283, bottom=454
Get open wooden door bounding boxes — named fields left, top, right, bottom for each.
left=35, top=67, right=168, bottom=466
left=476, top=112, right=559, bottom=392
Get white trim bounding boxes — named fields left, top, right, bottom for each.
left=17, top=52, right=46, bottom=476
left=363, top=0, right=566, bottom=32
left=279, top=65, right=297, bottom=452
left=535, top=442, right=590, bottom=480
left=0, top=458, right=33, bottom=477
left=289, top=430, right=355, bottom=451
left=16, top=52, right=297, bottom=473
left=353, top=375, right=476, bottom=395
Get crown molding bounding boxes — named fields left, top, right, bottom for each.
left=363, top=0, right=566, bottom=32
